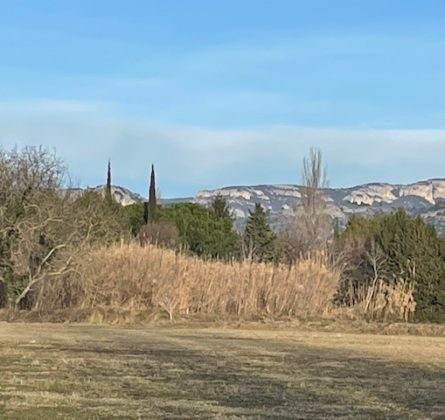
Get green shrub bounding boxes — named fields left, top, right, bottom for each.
left=161, top=202, right=240, bottom=260
left=338, top=210, right=445, bottom=322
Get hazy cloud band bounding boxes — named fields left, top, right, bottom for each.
left=1, top=100, right=445, bottom=197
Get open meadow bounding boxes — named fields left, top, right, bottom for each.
left=0, top=322, right=444, bottom=419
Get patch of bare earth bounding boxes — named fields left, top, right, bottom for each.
left=0, top=322, right=444, bottom=418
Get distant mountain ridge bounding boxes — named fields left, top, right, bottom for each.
left=195, top=179, right=445, bottom=233
left=77, top=179, right=445, bottom=233
left=66, top=185, right=145, bottom=206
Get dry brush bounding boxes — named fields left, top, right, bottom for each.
left=40, top=243, right=341, bottom=320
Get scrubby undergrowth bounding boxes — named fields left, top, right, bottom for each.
left=39, top=243, right=339, bottom=320
left=13, top=242, right=416, bottom=324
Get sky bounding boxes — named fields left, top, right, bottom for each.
left=1, top=1, right=445, bottom=197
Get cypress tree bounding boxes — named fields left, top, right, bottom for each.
left=243, top=203, right=278, bottom=262
left=105, top=159, right=113, bottom=204
left=145, top=164, right=158, bottom=223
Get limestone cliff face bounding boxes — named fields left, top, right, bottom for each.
left=71, top=179, right=445, bottom=233
left=65, top=185, right=145, bottom=206
left=195, top=179, right=445, bottom=232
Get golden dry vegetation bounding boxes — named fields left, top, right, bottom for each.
left=33, top=243, right=415, bottom=323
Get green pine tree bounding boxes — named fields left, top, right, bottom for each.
left=211, top=194, right=231, bottom=219
left=337, top=209, right=445, bottom=322
left=243, top=203, right=278, bottom=262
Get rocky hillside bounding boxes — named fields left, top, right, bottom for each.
left=195, top=179, right=445, bottom=233
left=71, top=179, right=445, bottom=233
left=66, top=185, right=145, bottom=206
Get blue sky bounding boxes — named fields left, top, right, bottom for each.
left=1, top=1, right=445, bottom=197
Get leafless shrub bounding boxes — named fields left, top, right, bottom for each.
left=139, top=221, right=180, bottom=250
left=346, top=279, right=416, bottom=322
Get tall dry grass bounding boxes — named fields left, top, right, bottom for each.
left=40, top=243, right=340, bottom=320
left=37, top=243, right=417, bottom=323
left=346, top=279, right=416, bottom=322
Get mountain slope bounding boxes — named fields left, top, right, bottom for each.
left=70, top=179, right=445, bottom=233
left=66, top=185, right=146, bottom=206
left=195, top=179, right=445, bottom=233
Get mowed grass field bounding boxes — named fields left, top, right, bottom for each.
left=0, top=323, right=444, bottom=419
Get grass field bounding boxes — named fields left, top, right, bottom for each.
left=0, top=322, right=444, bottom=419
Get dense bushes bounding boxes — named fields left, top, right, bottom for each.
left=122, top=202, right=146, bottom=236
left=337, top=210, right=445, bottom=322
left=161, top=203, right=240, bottom=260
left=125, top=198, right=241, bottom=260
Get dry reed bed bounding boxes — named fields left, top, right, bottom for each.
left=353, top=279, right=416, bottom=322
left=39, top=243, right=416, bottom=322
left=42, top=243, right=340, bottom=320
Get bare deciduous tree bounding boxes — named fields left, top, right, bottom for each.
left=0, top=146, right=128, bottom=310
left=301, top=148, right=328, bottom=214
left=282, top=148, right=332, bottom=261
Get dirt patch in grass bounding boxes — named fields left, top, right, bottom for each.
left=0, top=323, right=444, bottom=418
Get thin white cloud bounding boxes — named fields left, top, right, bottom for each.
left=1, top=100, right=445, bottom=196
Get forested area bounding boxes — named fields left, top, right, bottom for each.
left=0, top=146, right=443, bottom=322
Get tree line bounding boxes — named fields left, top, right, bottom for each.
left=121, top=149, right=444, bottom=322
left=0, top=145, right=444, bottom=322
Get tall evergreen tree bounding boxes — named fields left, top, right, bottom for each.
left=211, top=194, right=231, bottom=219
left=105, top=159, right=113, bottom=204
left=243, top=203, right=278, bottom=262
left=144, top=164, right=158, bottom=223
left=338, top=210, right=445, bottom=322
